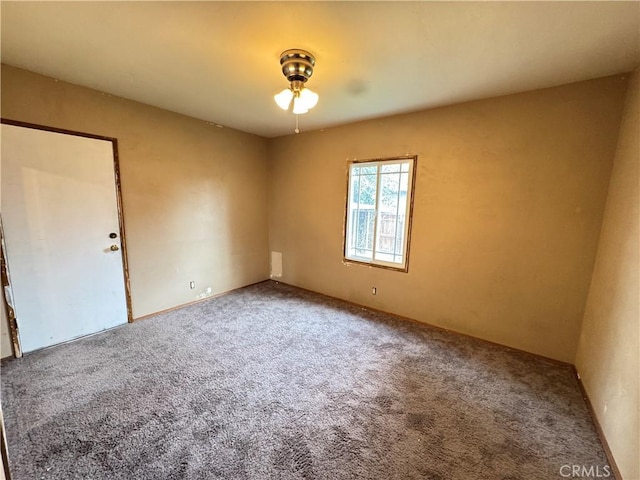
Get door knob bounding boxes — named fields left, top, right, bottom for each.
left=110, top=244, right=120, bottom=251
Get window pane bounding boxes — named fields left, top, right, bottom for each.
left=394, top=213, right=405, bottom=256
left=375, top=172, right=400, bottom=260
left=359, top=174, right=377, bottom=208
left=350, top=173, right=360, bottom=204
left=380, top=173, right=400, bottom=209
left=360, top=165, right=377, bottom=175
left=398, top=172, right=409, bottom=215
left=381, top=164, right=400, bottom=173
left=374, top=167, right=410, bottom=265
left=354, top=209, right=375, bottom=258
left=346, top=165, right=376, bottom=261
left=401, top=162, right=410, bottom=172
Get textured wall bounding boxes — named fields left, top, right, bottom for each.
left=268, top=75, right=628, bottom=363
left=1, top=65, right=270, bottom=318
left=576, top=69, right=639, bottom=480
left=0, top=134, right=8, bottom=358
left=0, top=300, right=10, bottom=358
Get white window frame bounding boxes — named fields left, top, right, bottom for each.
left=343, top=155, right=417, bottom=272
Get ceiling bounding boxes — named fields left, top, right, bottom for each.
left=1, top=2, right=639, bottom=138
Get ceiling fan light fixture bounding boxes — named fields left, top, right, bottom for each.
left=298, top=87, right=318, bottom=110
left=274, top=88, right=294, bottom=110
left=292, top=96, right=309, bottom=115
left=274, top=49, right=318, bottom=115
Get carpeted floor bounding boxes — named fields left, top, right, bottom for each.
left=1, top=281, right=609, bottom=479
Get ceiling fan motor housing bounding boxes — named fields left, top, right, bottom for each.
left=280, top=49, right=315, bottom=83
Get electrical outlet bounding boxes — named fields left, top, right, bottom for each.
left=372, top=287, right=377, bottom=295
left=189, top=281, right=195, bottom=289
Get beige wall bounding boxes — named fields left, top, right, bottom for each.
left=575, top=70, right=639, bottom=480
left=0, top=300, right=10, bottom=359
left=268, top=75, right=628, bottom=363
left=1, top=64, right=270, bottom=318
left=0, top=137, right=8, bottom=358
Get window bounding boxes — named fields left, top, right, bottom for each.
left=344, top=156, right=416, bottom=272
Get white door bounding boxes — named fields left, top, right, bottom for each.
left=1, top=123, right=128, bottom=353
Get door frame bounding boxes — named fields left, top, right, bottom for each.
left=1, top=215, right=21, bottom=358
left=0, top=118, right=133, bottom=355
